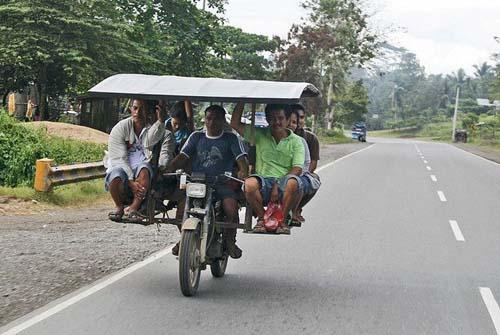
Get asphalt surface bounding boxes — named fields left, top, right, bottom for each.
left=3, top=138, right=500, bottom=335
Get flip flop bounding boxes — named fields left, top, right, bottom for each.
left=108, top=211, right=123, bottom=222
left=252, top=220, right=267, bottom=233
left=124, top=211, right=146, bottom=224
left=287, top=217, right=302, bottom=227
left=276, top=224, right=291, bottom=235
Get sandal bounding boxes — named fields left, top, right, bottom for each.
left=172, top=241, right=180, bottom=256
left=276, top=224, right=291, bottom=235
left=287, top=217, right=302, bottom=227
left=252, top=219, right=267, bottom=233
left=108, top=210, right=123, bottom=222
left=124, top=211, right=145, bottom=224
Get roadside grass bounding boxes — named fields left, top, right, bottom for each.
left=0, top=179, right=108, bottom=206
left=318, top=129, right=354, bottom=144
left=369, top=122, right=451, bottom=141
left=369, top=118, right=500, bottom=155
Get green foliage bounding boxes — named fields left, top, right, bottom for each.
left=337, top=80, right=369, bottom=125
left=0, top=111, right=105, bottom=187
left=363, top=44, right=498, bottom=130
left=278, top=0, right=379, bottom=127
left=210, top=25, right=281, bottom=80
left=0, top=179, right=107, bottom=206
left=0, top=0, right=281, bottom=116
left=461, top=113, right=479, bottom=130
left=0, top=0, right=149, bottom=118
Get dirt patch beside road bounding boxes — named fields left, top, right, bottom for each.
left=0, top=141, right=370, bottom=328
left=24, top=121, right=109, bottom=144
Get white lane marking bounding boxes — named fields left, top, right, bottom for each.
left=430, top=175, right=437, bottom=182
left=426, top=166, right=432, bottom=171
left=316, top=144, right=376, bottom=173
left=437, top=191, right=447, bottom=202
left=423, top=160, right=428, bottom=164
left=448, top=220, right=465, bottom=241
left=480, top=287, right=500, bottom=334
left=0, top=246, right=174, bottom=335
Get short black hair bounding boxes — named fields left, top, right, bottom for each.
left=204, top=104, right=226, bottom=119
left=284, top=105, right=300, bottom=120
left=289, top=103, right=305, bottom=114
left=170, top=101, right=187, bottom=122
left=264, top=104, right=288, bottom=119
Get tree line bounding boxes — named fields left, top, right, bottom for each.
left=362, top=41, right=500, bottom=130
left=0, top=0, right=379, bottom=128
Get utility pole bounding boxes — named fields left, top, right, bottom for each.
left=202, top=0, right=206, bottom=10
left=392, top=85, right=397, bottom=123
left=452, top=86, right=460, bottom=142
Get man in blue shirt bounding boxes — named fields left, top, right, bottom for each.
left=168, top=105, right=248, bottom=258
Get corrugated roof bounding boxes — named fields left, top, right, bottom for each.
left=87, top=74, right=320, bottom=104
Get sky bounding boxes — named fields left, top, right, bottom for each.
left=225, top=0, right=500, bottom=75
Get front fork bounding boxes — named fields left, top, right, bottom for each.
left=182, top=190, right=213, bottom=265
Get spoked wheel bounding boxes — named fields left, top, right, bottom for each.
left=210, top=255, right=228, bottom=278
left=179, top=230, right=201, bottom=296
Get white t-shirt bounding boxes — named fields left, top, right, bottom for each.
left=128, top=131, right=146, bottom=170
left=300, top=137, right=311, bottom=174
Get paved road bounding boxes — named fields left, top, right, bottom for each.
left=3, top=139, right=500, bottom=335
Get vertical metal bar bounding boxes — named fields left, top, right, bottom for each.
left=250, top=103, right=256, bottom=147
left=452, top=86, right=460, bottom=142
left=244, top=103, right=257, bottom=232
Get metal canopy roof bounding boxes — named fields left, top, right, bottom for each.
left=87, top=74, right=320, bottom=104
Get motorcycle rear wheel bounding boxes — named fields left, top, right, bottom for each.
left=210, top=255, right=228, bottom=278
left=179, top=230, right=201, bottom=296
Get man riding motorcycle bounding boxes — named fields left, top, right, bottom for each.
left=167, top=105, right=248, bottom=258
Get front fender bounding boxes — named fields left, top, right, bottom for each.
left=181, top=218, right=201, bottom=231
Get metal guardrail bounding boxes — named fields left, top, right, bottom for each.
left=34, top=158, right=105, bottom=192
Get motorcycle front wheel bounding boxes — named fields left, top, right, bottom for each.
left=179, top=230, right=201, bottom=296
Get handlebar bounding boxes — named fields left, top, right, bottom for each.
left=162, top=170, right=245, bottom=185
left=222, top=172, right=244, bottom=184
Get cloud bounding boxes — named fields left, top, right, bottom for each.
left=225, top=0, right=500, bottom=75
left=392, top=33, right=493, bottom=74
left=225, top=0, right=303, bottom=38
left=374, top=0, right=500, bottom=74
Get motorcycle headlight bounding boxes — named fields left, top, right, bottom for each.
left=186, top=183, right=206, bottom=198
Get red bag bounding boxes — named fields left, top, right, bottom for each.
left=263, top=203, right=284, bottom=232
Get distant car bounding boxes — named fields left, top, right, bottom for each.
left=243, top=111, right=268, bottom=128
left=351, top=122, right=366, bottom=142
left=254, top=112, right=268, bottom=128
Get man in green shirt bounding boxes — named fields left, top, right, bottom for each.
left=231, top=103, right=305, bottom=234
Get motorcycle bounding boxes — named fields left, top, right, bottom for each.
left=168, top=171, right=244, bottom=296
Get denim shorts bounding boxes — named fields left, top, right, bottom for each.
left=250, top=174, right=303, bottom=205
left=299, top=175, right=313, bottom=195
left=104, top=162, right=153, bottom=191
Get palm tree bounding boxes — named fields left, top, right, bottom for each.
left=473, top=62, right=493, bottom=97
left=473, top=62, right=492, bottom=79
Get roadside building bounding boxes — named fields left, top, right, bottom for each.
left=78, top=97, right=122, bottom=134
